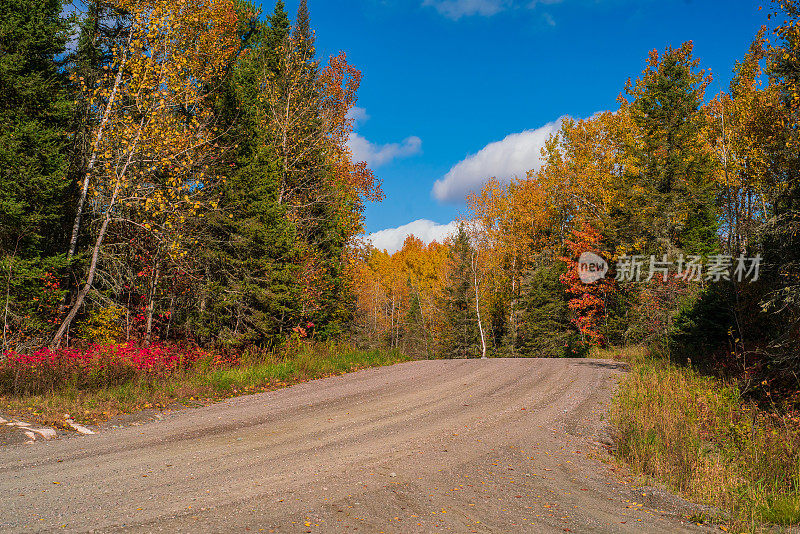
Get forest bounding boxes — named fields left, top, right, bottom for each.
left=2, top=0, right=800, bottom=527
left=1, top=0, right=382, bottom=363
left=0, top=0, right=797, bottom=392
left=354, top=5, right=800, bottom=399
left=0, top=0, right=797, bottom=399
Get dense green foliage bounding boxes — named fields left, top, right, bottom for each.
left=0, top=0, right=378, bottom=354
left=0, top=0, right=73, bottom=351
left=758, top=1, right=800, bottom=386
left=618, top=44, right=719, bottom=256
left=195, top=1, right=299, bottom=347
left=517, top=262, right=585, bottom=358
left=670, top=2, right=800, bottom=392
left=439, top=226, right=480, bottom=358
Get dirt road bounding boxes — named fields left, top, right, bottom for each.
left=0, top=358, right=710, bottom=533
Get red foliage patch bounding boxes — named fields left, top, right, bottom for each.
left=560, top=224, right=615, bottom=346
left=0, top=343, right=212, bottom=395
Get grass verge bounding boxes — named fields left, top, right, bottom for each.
left=0, top=343, right=409, bottom=429
left=604, top=346, right=800, bottom=532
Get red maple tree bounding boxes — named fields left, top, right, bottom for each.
left=560, top=224, right=614, bottom=346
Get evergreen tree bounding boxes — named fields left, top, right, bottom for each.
left=195, top=2, right=301, bottom=347
left=294, top=0, right=314, bottom=59
left=305, top=205, right=354, bottom=338
left=270, top=0, right=354, bottom=338
left=264, top=0, right=290, bottom=74
left=439, top=226, right=480, bottom=358
left=517, top=262, right=584, bottom=358
left=291, top=0, right=318, bottom=111
left=666, top=9, right=800, bottom=381
left=616, top=43, right=719, bottom=257
left=198, top=154, right=301, bottom=347
left=0, top=0, right=72, bottom=258
left=758, top=0, right=800, bottom=376
left=0, top=0, right=73, bottom=348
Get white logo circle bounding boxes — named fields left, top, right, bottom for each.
left=578, top=252, right=609, bottom=284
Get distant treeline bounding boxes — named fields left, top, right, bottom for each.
left=353, top=1, right=800, bottom=397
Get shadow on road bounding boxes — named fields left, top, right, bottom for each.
left=570, top=359, right=630, bottom=372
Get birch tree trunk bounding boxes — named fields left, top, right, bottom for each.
left=52, top=180, right=120, bottom=347
left=67, top=34, right=131, bottom=260
left=472, top=251, right=487, bottom=359
left=53, top=113, right=145, bottom=348
left=145, top=262, right=161, bottom=345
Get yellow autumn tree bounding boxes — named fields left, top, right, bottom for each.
left=704, top=29, right=787, bottom=253
left=352, top=237, right=451, bottom=357
left=54, top=0, right=242, bottom=346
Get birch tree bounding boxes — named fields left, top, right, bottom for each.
left=53, top=0, right=241, bottom=346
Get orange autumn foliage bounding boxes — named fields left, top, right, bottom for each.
left=559, top=225, right=614, bottom=346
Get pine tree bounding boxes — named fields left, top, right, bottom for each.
left=195, top=1, right=301, bottom=347
left=294, top=0, right=315, bottom=60
left=759, top=0, right=800, bottom=375
left=292, top=0, right=318, bottom=106
left=617, top=43, right=719, bottom=257
left=439, top=226, right=480, bottom=358
left=0, top=0, right=72, bottom=259
left=518, top=262, right=584, bottom=358
left=665, top=9, right=800, bottom=379
left=198, top=153, right=301, bottom=347
left=263, top=0, right=355, bottom=338
left=0, top=0, right=73, bottom=348
left=264, top=1, right=290, bottom=74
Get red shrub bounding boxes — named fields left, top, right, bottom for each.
left=0, top=343, right=212, bottom=395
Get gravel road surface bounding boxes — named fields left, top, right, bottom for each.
left=0, top=358, right=712, bottom=533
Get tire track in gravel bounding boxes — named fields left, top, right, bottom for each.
left=0, top=358, right=712, bottom=533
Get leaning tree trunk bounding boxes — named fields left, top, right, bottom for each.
left=144, top=261, right=161, bottom=346
left=53, top=113, right=144, bottom=348
left=52, top=187, right=117, bottom=348
left=68, top=34, right=131, bottom=260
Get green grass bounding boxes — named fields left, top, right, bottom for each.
left=0, top=343, right=409, bottom=428
left=610, top=347, right=800, bottom=532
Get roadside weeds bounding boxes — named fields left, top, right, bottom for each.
left=1, top=344, right=409, bottom=429
left=602, top=346, right=800, bottom=533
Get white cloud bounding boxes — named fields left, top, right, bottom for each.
left=346, top=106, right=370, bottom=127
left=432, top=116, right=567, bottom=203
left=367, top=219, right=459, bottom=253
left=347, top=134, right=423, bottom=168
left=346, top=108, right=422, bottom=168
left=423, top=0, right=510, bottom=19
left=423, top=0, right=563, bottom=19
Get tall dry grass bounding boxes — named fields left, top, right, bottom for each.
left=610, top=348, right=800, bottom=531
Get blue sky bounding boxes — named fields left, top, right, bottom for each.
left=263, top=0, right=769, bottom=251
